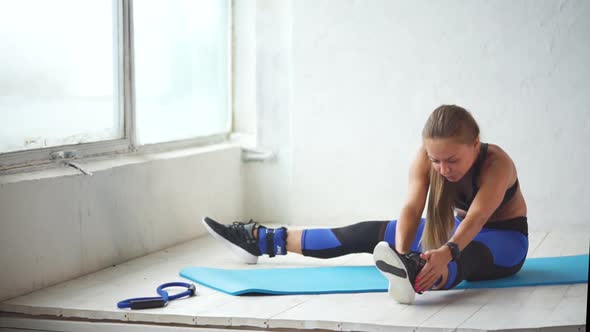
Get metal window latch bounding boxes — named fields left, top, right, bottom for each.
left=66, top=161, right=93, bottom=176
left=50, top=150, right=93, bottom=176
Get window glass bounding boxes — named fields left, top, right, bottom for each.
left=133, top=0, right=230, bottom=145
left=0, top=0, right=120, bottom=154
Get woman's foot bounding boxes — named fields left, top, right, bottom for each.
left=373, top=241, right=426, bottom=304
left=202, top=217, right=261, bottom=264
left=202, top=217, right=288, bottom=264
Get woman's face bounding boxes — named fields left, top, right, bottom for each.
left=424, top=138, right=480, bottom=182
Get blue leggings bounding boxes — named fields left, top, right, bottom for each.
left=301, top=217, right=529, bottom=289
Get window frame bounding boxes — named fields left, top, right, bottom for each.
left=0, top=0, right=233, bottom=174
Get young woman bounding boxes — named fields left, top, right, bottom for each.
left=203, top=105, right=528, bottom=304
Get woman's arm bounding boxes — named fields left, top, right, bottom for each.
left=447, top=151, right=515, bottom=250
left=396, top=147, right=430, bottom=253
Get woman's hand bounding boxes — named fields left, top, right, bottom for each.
left=414, top=246, right=452, bottom=292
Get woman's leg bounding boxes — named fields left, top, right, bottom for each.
left=255, top=221, right=391, bottom=256
left=286, top=229, right=304, bottom=254
left=254, top=218, right=430, bottom=258
left=293, top=218, right=428, bottom=258
left=295, top=221, right=389, bottom=258
left=436, top=227, right=529, bottom=290
left=202, top=216, right=427, bottom=263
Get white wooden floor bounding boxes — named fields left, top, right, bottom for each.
left=0, top=228, right=588, bottom=332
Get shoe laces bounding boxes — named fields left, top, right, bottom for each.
left=228, top=219, right=258, bottom=244
left=403, top=252, right=427, bottom=275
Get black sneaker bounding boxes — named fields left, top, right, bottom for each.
left=202, top=217, right=261, bottom=264
left=373, top=241, right=426, bottom=304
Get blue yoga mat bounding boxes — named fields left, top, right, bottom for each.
left=179, top=254, right=588, bottom=295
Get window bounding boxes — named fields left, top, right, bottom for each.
left=134, top=0, right=231, bottom=145
left=0, top=0, right=231, bottom=171
left=0, top=1, right=120, bottom=154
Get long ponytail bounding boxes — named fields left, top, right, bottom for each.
left=421, top=168, right=456, bottom=251
left=420, top=105, right=479, bottom=251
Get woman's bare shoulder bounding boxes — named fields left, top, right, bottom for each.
left=413, top=145, right=431, bottom=172
left=482, top=143, right=517, bottom=181
left=486, top=143, right=514, bottom=164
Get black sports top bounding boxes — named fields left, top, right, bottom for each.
left=454, top=143, right=519, bottom=211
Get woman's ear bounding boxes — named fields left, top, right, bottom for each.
left=473, top=138, right=480, bottom=151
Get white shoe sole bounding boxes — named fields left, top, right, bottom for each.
left=202, top=217, right=259, bottom=264
left=373, top=241, right=416, bottom=304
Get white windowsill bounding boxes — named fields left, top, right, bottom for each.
left=0, top=133, right=258, bottom=186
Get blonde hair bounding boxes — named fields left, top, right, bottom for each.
left=421, top=105, right=480, bottom=251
